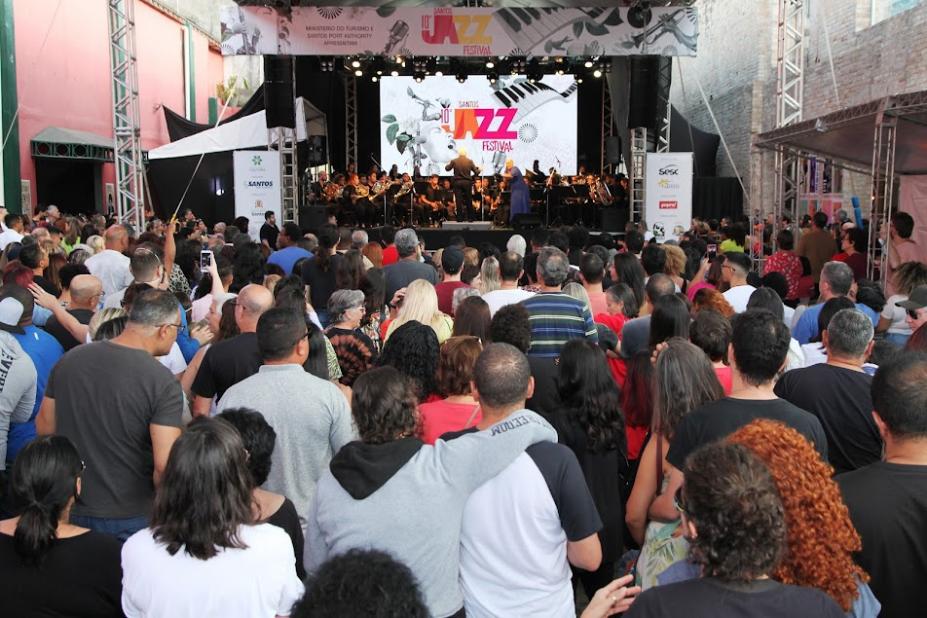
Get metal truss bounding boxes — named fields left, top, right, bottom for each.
left=655, top=57, right=672, bottom=153
left=344, top=77, right=358, bottom=171
left=630, top=127, right=647, bottom=228
left=269, top=127, right=299, bottom=225
left=600, top=83, right=616, bottom=175
left=867, top=115, right=896, bottom=285
left=107, top=0, right=145, bottom=230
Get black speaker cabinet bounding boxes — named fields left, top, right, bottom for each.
left=264, top=56, right=296, bottom=129
left=513, top=214, right=543, bottom=231
left=299, top=205, right=328, bottom=232
left=600, top=208, right=629, bottom=233
left=605, top=136, right=622, bottom=165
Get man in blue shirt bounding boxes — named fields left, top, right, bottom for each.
left=792, top=261, right=878, bottom=344
left=6, top=284, right=63, bottom=464
left=267, top=222, right=313, bottom=275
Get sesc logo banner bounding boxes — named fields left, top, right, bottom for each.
left=658, top=165, right=680, bottom=176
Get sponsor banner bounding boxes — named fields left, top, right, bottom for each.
left=380, top=75, right=577, bottom=176
left=219, top=5, right=698, bottom=58
left=233, top=151, right=281, bottom=240
left=645, top=153, right=693, bottom=242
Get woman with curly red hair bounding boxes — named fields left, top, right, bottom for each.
left=691, top=287, right=735, bottom=319
left=728, top=419, right=880, bottom=616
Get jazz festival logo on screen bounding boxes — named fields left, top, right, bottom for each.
left=421, top=8, right=492, bottom=55
left=440, top=107, right=518, bottom=152
left=659, top=200, right=679, bottom=210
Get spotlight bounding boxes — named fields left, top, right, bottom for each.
left=456, top=73, right=467, bottom=83
left=584, top=59, right=594, bottom=68
left=414, top=71, right=425, bottom=82
left=593, top=69, right=602, bottom=78
left=376, top=69, right=383, bottom=76
left=391, top=69, right=399, bottom=77
left=435, top=70, right=443, bottom=77
left=351, top=58, right=361, bottom=68
left=354, top=69, right=363, bottom=77
left=575, top=75, right=584, bottom=84
left=556, top=68, right=565, bottom=75
left=371, top=75, right=378, bottom=83
left=485, top=60, right=495, bottom=69
left=487, top=71, right=498, bottom=84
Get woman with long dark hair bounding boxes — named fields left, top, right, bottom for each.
left=554, top=339, right=628, bottom=597
left=451, top=295, right=491, bottom=342
left=625, top=338, right=723, bottom=588
left=300, top=224, right=342, bottom=326
left=0, top=436, right=122, bottom=616
left=647, top=294, right=691, bottom=349
left=612, top=253, right=646, bottom=310
left=121, top=418, right=303, bottom=617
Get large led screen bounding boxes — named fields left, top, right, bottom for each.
left=379, top=75, right=578, bottom=177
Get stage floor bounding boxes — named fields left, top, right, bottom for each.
left=364, top=225, right=620, bottom=252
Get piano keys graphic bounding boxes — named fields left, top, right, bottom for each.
left=491, top=79, right=578, bottom=123
left=494, top=7, right=609, bottom=54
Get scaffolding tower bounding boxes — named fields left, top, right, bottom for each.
left=769, top=0, right=806, bottom=266
left=270, top=127, right=299, bottom=225
left=107, top=0, right=145, bottom=231
left=344, top=77, right=358, bottom=171
left=629, top=128, right=647, bottom=227
left=600, top=84, right=616, bottom=175
left=655, top=57, right=673, bottom=154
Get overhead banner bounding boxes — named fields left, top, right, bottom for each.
left=380, top=75, right=578, bottom=176
left=233, top=150, right=281, bottom=241
left=645, top=152, right=693, bottom=242
left=220, top=5, right=698, bottom=57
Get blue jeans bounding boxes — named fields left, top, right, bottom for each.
left=883, top=332, right=910, bottom=348
left=71, top=514, right=148, bottom=542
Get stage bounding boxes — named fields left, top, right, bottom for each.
left=363, top=224, right=621, bottom=253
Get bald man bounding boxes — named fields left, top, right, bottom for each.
left=85, top=225, right=133, bottom=299
left=44, top=275, right=103, bottom=351
left=191, top=284, right=274, bottom=416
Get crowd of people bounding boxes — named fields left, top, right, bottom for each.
left=0, top=202, right=924, bottom=617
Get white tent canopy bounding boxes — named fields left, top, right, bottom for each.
left=148, top=97, right=325, bottom=160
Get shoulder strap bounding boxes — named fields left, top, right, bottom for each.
left=655, top=433, right=664, bottom=495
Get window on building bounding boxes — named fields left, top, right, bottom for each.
left=871, top=0, right=922, bottom=25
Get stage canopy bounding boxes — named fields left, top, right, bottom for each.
left=148, top=97, right=324, bottom=161
left=755, top=90, right=927, bottom=175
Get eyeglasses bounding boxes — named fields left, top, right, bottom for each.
left=158, top=322, right=182, bottom=330
left=673, top=487, right=687, bottom=515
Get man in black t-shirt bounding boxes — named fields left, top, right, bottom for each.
left=838, top=352, right=927, bottom=618
left=259, top=211, right=279, bottom=249
left=627, top=442, right=842, bottom=618
left=775, top=308, right=881, bottom=474
left=191, top=284, right=273, bottom=416
left=650, top=310, right=827, bottom=521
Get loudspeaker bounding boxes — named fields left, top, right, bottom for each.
left=627, top=56, right=670, bottom=130
left=441, top=221, right=493, bottom=231
left=307, top=135, right=326, bottom=165
left=513, top=214, right=543, bottom=231
left=605, top=136, right=622, bottom=165
left=299, top=205, right=328, bottom=231
left=600, top=208, right=629, bottom=233
left=264, top=56, right=295, bottom=129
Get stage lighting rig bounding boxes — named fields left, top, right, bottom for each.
left=584, top=59, right=594, bottom=68
left=593, top=68, right=602, bottom=78
left=319, top=57, right=335, bottom=72
left=350, top=58, right=361, bottom=69
left=485, top=59, right=495, bottom=69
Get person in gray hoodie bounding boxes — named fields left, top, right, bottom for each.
left=305, top=364, right=557, bottom=618
left=0, top=287, right=37, bottom=469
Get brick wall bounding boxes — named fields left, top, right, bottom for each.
left=671, top=0, right=927, bottom=214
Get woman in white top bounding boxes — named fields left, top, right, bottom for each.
left=877, top=261, right=927, bottom=347
left=121, top=418, right=304, bottom=618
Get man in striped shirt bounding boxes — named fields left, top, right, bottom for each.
left=521, top=246, right=597, bottom=357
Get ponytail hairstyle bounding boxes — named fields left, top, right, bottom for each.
left=9, top=436, right=83, bottom=565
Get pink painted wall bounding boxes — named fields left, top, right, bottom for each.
left=14, top=0, right=224, bottom=212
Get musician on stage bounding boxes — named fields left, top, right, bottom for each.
left=472, top=177, right=487, bottom=219
left=445, top=147, right=480, bottom=222
left=419, top=174, right=443, bottom=226
left=342, top=173, right=374, bottom=227
left=506, top=159, right=531, bottom=224
left=440, top=178, right=457, bottom=222
left=392, top=172, right=416, bottom=226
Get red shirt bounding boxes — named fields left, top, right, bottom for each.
left=764, top=250, right=803, bottom=300
left=382, top=244, right=398, bottom=266
left=434, top=281, right=470, bottom=316
left=714, top=365, right=733, bottom=395
left=418, top=399, right=482, bottom=444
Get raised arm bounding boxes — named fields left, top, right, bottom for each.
left=29, top=284, right=88, bottom=343
left=161, top=220, right=177, bottom=288
left=433, top=410, right=557, bottom=494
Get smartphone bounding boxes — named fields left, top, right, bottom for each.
left=200, top=250, right=213, bottom=270
left=707, top=244, right=717, bottom=261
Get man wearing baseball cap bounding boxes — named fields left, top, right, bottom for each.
left=897, top=285, right=927, bottom=335
left=0, top=286, right=37, bottom=472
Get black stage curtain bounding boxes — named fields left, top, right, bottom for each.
left=693, top=177, right=743, bottom=221
left=163, top=85, right=266, bottom=142
left=147, top=151, right=238, bottom=224
left=669, top=106, right=720, bottom=178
